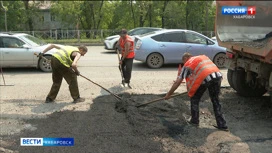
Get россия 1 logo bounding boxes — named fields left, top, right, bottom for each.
left=222, top=6, right=256, bottom=15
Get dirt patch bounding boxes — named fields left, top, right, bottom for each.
left=1, top=88, right=272, bottom=153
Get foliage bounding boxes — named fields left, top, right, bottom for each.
left=0, top=1, right=27, bottom=31
left=0, top=1, right=216, bottom=36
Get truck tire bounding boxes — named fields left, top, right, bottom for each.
left=232, top=68, right=267, bottom=97
left=227, top=69, right=236, bottom=90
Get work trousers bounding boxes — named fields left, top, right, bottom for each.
left=190, top=77, right=227, bottom=128
left=121, top=58, right=134, bottom=84
left=47, top=57, right=80, bottom=100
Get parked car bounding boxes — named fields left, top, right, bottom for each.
left=0, top=33, right=59, bottom=72
left=104, top=27, right=162, bottom=52
left=134, top=29, right=227, bottom=68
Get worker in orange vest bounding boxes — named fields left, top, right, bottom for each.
left=117, top=29, right=135, bottom=89
left=164, top=52, right=228, bottom=131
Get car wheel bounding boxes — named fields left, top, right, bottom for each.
left=213, top=52, right=226, bottom=68
left=39, top=55, right=52, bottom=72
left=146, top=53, right=164, bottom=69
left=232, top=68, right=267, bottom=97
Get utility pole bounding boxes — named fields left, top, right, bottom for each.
left=0, top=0, right=7, bottom=31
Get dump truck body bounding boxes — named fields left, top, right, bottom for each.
left=215, top=1, right=272, bottom=101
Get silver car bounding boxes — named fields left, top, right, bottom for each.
left=0, top=33, right=58, bottom=72
left=134, top=29, right=227, bottom=68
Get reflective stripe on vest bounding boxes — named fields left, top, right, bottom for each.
left=53, top=46, right=79, bottom=67
left=184, top=55, right=220, bottom=97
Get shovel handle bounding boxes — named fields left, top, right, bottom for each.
left=136, top=92, right=187, bottom=108
left=34, top=52, right=50, bottom=61
left=116, top=48, right=125, bottom=80
left=79, top=74, right=122, bottom=101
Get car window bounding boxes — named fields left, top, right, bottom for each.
left=151, top=34, right=163, bottom=41
left=1, top=37, right=25, bottom=48
left=160, top=32, right=185, bottom=43
left=207, top=39, right=215, bottom=45
left=19, top=35, right=46, bottom=47
left=0, top=37, right=3, bottom=48
left=139, top=31, right=157, bottom=37
left=130, top=29, right=148, bottom=36
left=185, top=32, right=207, bottom=45
left=147, top=29, right=158, bottom=33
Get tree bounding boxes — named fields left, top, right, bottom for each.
left=0, top=0, right=216, bottom=36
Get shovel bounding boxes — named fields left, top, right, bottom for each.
left=116, top=49, right=125, bottom=84
left=79, top=74, right=122, bottom=101
left=136, top=91, right=188, bottom=108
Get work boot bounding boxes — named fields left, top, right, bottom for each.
left=124, top=83, right=132, bottom=89
left=45, top=97, right=54, bottom=103
left=213, top=125, right=229, bottom=132
left=73, top=97, right=85, bottom=103
left=127, top=83, right=132, bottom=89
left=187, top=119, right=199, bottom=127
left=120, top=80, right=125, bottom=88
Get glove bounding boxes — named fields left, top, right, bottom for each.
left=37, top=52, right=44, bottom=57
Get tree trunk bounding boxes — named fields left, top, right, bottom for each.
left=96, top=0, right=104, bottom=30
left=205, top=1, right=209, bottom=35
left=90, top=3, right=96, bottom=39
left=149, top=3, right=152, bottom=27
left=185, top=0, right=189, bottom=29
left=161, top=1, right=168, bottom=28
left=130, top=0, right=136, bottom=28
left=23, top=0, right=33, bottom=31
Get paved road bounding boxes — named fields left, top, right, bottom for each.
left=0, top=46, right=231, bottom=152
left=2, top=46, right=272, bottom=153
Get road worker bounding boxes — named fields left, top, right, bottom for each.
left=164, top=52, right=228, bottom=131
left=117, top=29, right=134, bottom=88
left=38, top=44, right=88, bottom=103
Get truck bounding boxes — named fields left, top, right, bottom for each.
left=215, top=1, right=272, bottom=102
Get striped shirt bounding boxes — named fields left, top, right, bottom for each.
left=178, top=67, right=222, bottom=84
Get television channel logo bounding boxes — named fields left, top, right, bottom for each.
left=21, top=138, right=74, bottom=146
left=222, top=6, right=256, bottom=15
left=222, top=6, right=256, bottom=19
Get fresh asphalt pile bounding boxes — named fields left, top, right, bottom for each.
left=4, top=92, right=190, bottom=153
left=115, top=92, right=190, bottom=137
left=3, top=88, right=272, bottom=153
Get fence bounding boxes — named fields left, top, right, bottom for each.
left=4, top=29, right=216, bottom=43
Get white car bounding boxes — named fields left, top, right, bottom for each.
left=0, top=33, right=60, bottom=72
left=104, top=27, right=162, bottom=51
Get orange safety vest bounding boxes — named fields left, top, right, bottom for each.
left=184, top=55, right=220, bottom=97
left=119, top=35, right=135, bottom=58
